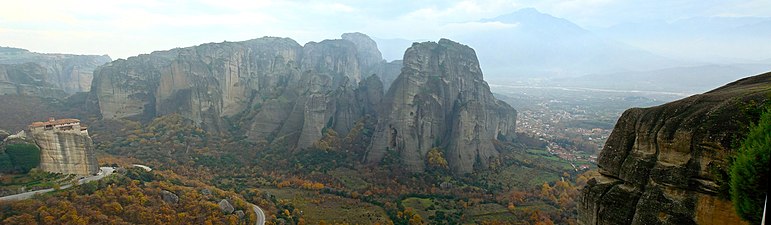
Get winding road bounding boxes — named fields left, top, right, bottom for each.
left=0, top=167, right=115, bottom=202
left=251, top=203, right=266, bottom=225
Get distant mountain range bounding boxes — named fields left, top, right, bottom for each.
left=372, top=8, right=771, bottom=93
left=453, top=8, right=683, bottom=80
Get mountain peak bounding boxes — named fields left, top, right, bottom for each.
left=481, top=8, right=586, bottom=33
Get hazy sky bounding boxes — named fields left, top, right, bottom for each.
left=1, top=0, right=769, bottom=59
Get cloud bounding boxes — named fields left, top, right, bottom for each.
left=1, top=0, right=769, bottom=59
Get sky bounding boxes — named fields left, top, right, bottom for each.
left=1, top=0, right=770, bottom=59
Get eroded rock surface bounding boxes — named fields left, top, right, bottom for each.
left=365, top=39, right=517, bottom=174
left=91, top=33, right=400, bottom=149
left=0, top=63, right=67, bottom=98
left=27, top=127, right=99, bottom=176
left=578, top=72, right=771, bottom=225
left=0, top=46, right=111, bottom=94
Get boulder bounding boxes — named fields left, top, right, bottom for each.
left=160, top=190, right=179, bottom=204
left=219, top=199, right=235, bottom=214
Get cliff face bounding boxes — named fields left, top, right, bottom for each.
left=340, top=32, right=402, bottom=90
left=365, top=39, right=517, bottom=174
left=0, top=47, right=111, bottom=94
left=0, top=63, right=67, bottom=98
left=578, top=72, right=771, bottom=225
left=28, top=130, right=99, bottom=176
left=91, top=33, right=399, bottom=149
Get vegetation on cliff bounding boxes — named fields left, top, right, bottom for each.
left=0, top=143, right=41, bottom=173
left=730, top=106, right=770, bottom=224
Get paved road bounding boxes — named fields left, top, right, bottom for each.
left=251, top=203, right=266, bottom=225
left=0, top=167, right=116, bottom=202
left=131, top=164, right=152, bottom=171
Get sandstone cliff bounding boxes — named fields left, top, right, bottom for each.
left=578, top=72, right=771, bottom=225
left=91, top=33, right=399, bottom=149
left=0, top=63, right=66, bottom=98
left=28, top=130, right=99, bottom=176
left=0, top=46, right=111, bottom=94
left=365, top=39, right=517, bottom=174
left=341, top=32, right=402, bottom=90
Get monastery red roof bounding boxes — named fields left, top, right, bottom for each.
left=29, top=118, right=80, bottom=128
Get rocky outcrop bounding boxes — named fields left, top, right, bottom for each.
left=91, top=34, right=400, bottom=149
left=90, top=35, right=517, bottom=174
left=161, top=190, right=179, bottom=204
left=25, top=123, right=99, bottom=176
left=0, top=46, right=111, bottom=94
left=219, top=199, right=235, bottom=214
left=341, top=32, right=402, bottom=90
left=578, top=72, right=771, bottom=225
left=365, top=39, right=517, bottom=174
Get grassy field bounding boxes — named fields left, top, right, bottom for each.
left=261, top=187, right=390, bottom=224
left=491, top=164, right=560, bottom=188
left=464, top=203, right=519, bottom=224
left=327, top=167, right=370, bottom=190
left=400, top=197, right=460, bottom=222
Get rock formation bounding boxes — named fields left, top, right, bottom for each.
left=91, top=33, right=400, bottom=149
left=0, top=63, right=67, bottom=98
left=365, top=39, right=518, bottom=174
left=161, top=190, right=180, bottom=204
left=578, top=72, right=771, bottom=225
left=25, top=118, right=99, bottom=176
left=219, top=199, right=235, bottom=214
left=90, top=34, right=517, bottom=174
left=0, top=46, right=111, bottom=94
left=341, top=32, right=402, bottom=90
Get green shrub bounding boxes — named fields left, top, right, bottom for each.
left=730, top=107, right=770, bottom=224
left=2, top=143, right=41, bottom=173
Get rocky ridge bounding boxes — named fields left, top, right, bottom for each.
left=365, top=39, right=518, bottom=174
left=0, top=46, right=111, bottom=94
left=91, top=33, right=400, bottom=149
left=90, top=34, right=517, bottom=174
left=578, top=72, right=771, bottom=225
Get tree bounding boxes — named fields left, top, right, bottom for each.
left=426, top=147, right=449, bottom=170
left=730, top=107, right=770, bottom=224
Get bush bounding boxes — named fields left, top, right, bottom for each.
left=730, top=107, right=770, bottom=224
left=2, top=143, right=41, bottom=173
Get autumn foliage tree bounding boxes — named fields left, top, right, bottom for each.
left=426, top=147, right=449, bottom=170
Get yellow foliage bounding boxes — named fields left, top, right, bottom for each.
left=426, top=147, right=448, bottom=169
